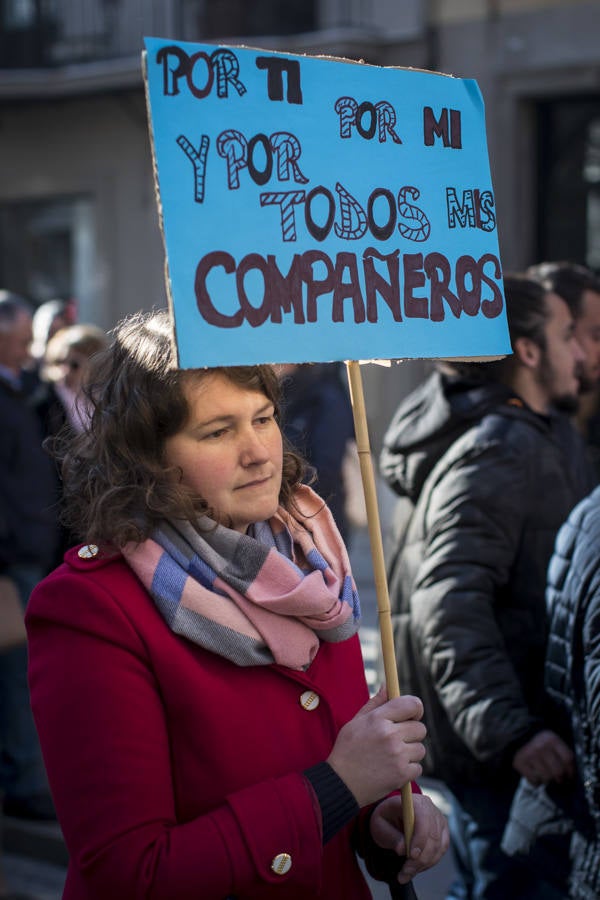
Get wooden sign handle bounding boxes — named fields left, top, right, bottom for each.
left=346, top=360, right=415, bottom=851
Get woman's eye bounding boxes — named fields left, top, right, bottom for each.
left=205, top=428, right=227, bottom=440
left=255, top=415, right=273, bottom=426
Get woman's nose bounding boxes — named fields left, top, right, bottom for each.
left=239, top=427, right=269, bottom=465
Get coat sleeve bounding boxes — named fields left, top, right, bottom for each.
left=410, top=437, right=542, bottom=766
left=26, top=573, right=325, bottom=899
left=583, top=585, right=600, bottom=748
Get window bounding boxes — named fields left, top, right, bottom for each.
left=537, top=96, right=600, bottom=271
left=180, top=0, right=316, bottom=39
left=0, top=196, right=96, bottom=314
left=0, top=0, right=58, bottom=66
left=584, top=117, right=600, bottom=269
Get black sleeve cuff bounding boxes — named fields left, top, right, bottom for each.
left=502, top=721, right=545, bottom=768
left=304, top=761, right=359, bottom=844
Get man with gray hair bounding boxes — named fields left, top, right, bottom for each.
left=0, top=289, right=59, bottom=820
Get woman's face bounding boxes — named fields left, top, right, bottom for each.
left=61, top=351, right=87, bottom=392
left=164, top=372, right=284, bottom=533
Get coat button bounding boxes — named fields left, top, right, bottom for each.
left=299, top=690, right=320, bottom=711
left=78, top=544, right=99, bottom=559
left=270, top=852, right=292, bottom=875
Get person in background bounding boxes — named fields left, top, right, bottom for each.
left=379, top=274, right=587, bottom=899
left=0, top=572, right=35, bottom=900
left=40, top=323, right=109, bottom=560
left=502, top=482, right=600, bottom=899
left=278, top=362, right=356, bottom=545
left=527, top=261, right=600, bottom=398
left=528, top=261, right=600, bottom=482
left=541, top=485, right=600, bottom=898
left=29, top=298, right=76, bottom=371
left=0, top=290, right=58, bottom=822
left=42, top=323, right=108, bottom=434
left=26, top=309, right=448, bottom=899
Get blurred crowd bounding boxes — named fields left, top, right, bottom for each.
left=0, top=293, right=108, bottom=899
left=380, top=261, right=600, bottom=899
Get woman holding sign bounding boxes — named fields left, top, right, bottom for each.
left=25, top=309, right=447, bottom=899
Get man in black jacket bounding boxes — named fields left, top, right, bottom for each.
left=543, top=486, right=600, bottom=898
left=380, top=274, right=587, bottom=899
left=502, top=484, right=600, bottom=900
left=0, top=290, right=59, bottom=820
left=279, top=362, right=355, bottom=544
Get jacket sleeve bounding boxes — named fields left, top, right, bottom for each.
left=410, top=437, right=542, bottom=766
left=353, top=784, right=422, bottom=883
left=0, top=425, right=23, bottom=566
left=584, top=585, right=600, bottom=746
left=26, top=573, right=325, bottom=899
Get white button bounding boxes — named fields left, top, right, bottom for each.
left=78, top=544, right=99, bottom=559
left=299, top=690, right=320, bottom=711
left=271, top=852, right=292, bottom=875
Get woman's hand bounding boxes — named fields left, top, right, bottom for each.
left=370, top=792, right=450, bottom=885
left=327, top=689, right=426, bottom=808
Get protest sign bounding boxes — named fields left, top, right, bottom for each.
left=143, top=37, right=511, bottom=368
left=144, top=39, right=513, bottom=852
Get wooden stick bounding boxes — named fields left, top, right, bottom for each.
left=346, top=360, right=415, bottom=851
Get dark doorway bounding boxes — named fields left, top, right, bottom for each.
left=537, top=95, right=600, bottom=271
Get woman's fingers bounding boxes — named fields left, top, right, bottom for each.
left=327, top=695, right=427, bottom=807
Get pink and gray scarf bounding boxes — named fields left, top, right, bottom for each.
left=122, top=485, right=360, bottom=670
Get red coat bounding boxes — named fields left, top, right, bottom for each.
left=26, top=546, right=379, bottom=899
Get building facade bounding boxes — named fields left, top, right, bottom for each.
left=1, top=0, right=598, bottom=448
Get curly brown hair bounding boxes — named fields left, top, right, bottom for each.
left=54, top=308, right=306, bottom=549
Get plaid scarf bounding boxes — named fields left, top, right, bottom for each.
left=122, top=485, right=361, bottom=669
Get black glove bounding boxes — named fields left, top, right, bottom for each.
left=389, top=880, right=419, bottom=900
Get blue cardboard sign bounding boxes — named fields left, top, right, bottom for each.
left=143, top=37, right=511, bottom=367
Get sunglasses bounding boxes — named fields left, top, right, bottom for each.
left=60, top=358, right=82, bottom=371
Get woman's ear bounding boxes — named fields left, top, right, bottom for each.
left=513, top=336, right=541, bottom=370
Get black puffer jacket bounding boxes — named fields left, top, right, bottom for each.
left=0, top=375, right=60, bottom=572
left=545, top=487, right=600, bottom=898
left=380, top=369, right=588, bottom=787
